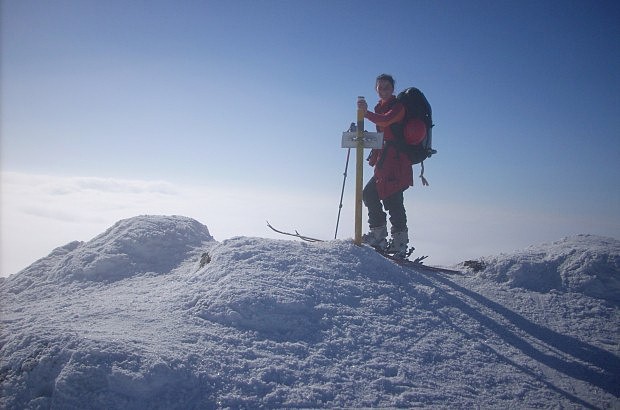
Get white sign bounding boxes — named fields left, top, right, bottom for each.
left=341, top=132, right=384, bottom=149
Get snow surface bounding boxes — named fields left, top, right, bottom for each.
left=1, top=215, right=619, bottom=409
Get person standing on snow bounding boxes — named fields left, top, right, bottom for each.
left=357, top=74, right=413, bottom=257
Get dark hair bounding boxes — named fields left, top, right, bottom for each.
left=376, top=73, right=395, bottom=88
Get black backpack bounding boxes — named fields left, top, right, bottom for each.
left=389, top=87, right=436, bottom=185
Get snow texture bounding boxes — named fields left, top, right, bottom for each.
left=472, top=234, right=620, bottom=303
left=1, top=215, right=619, bottom=409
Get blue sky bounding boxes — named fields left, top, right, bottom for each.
left=2, top=0, right=619, bottom=275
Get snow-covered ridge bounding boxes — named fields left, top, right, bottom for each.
left=1, top=216, right=618, bottom=408
left=5, top=215, right=214, bottom=292
left=466, top=234, right=620, bottom=303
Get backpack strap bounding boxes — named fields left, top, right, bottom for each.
left=419, top=161, right=429, bottom=186
left=376, top=123, right=409, bottom=169
left=373, top=98, right=404, bottom=169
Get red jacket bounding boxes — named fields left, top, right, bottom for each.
left=365, top=96, right=413, bottom=199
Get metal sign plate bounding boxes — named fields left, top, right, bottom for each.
left=341, top=132, right=384, bottom=149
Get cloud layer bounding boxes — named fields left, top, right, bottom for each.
left=2, top=172, right=618, bottom=277
left=1, top=172, right=336, bottom=276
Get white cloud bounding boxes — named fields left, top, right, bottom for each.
left=2, top=172, right=618, bottom=277
left=0, top=172, right=337, bottom=276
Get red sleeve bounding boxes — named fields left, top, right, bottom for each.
left=364, top=103, right=405, bottom=128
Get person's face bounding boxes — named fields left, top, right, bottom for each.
left=376, top=80, right=394, bottom=100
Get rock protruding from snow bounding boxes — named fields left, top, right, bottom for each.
left=7, top=215, right=214, bottom=289
left=470, top=235, right=620, bottom=302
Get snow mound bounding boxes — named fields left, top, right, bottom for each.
left=186, top=237, right=402, bottom=342
left=7, top=215, right=214, bottom=288
left=471, top=235, right=620, bottom=302
left=2, top=220, right=619, bottom=408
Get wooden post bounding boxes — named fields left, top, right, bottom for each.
left=354, top=96, right=365, bottom=245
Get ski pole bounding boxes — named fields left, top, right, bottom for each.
left=334, top=123, right=356, bottom=239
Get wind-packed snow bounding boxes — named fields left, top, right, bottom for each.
left=472, top=234, right=620, bottom=303
left=1, top=215, right=618, bottom=409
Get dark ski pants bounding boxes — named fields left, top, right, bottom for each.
left=363, top=177, right=407, bottom=233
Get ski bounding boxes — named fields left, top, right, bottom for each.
left=266, top=221, right=325, bottom=243
left=266, top=221, right=460, bottom=274
left=376, top=250, right=462, bottom=274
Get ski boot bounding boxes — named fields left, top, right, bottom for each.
left=386, top=229, right=410, bottom=258
left=362, top=225, right=388, bottom=251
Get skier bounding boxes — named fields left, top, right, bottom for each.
left=357, top=74, right=413, bottom=257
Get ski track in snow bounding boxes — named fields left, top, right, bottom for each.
left=1, top=216, right=619, bottom=409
